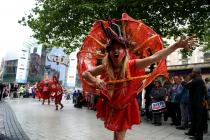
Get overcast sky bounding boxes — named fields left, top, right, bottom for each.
left=0, top=0, right=35, bottom=60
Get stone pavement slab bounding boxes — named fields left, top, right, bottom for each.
left=0, top=101, right=30, bottom=140
left=5, top=98, right=210, bottom=140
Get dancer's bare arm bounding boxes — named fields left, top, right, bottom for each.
left=82, top=65, right=106, bottom=89
left=135, top=37, right=197, bottom=69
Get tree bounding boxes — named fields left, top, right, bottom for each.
left=19, top=0, right=210, bottom=54
left=202, top=20, right=210, bottom=52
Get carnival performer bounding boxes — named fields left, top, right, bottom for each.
left=42, top=81, right=51, bottom=105
left=35, top=82, right=42, bottom=101
left=82, top=21, right=197, bottom=140
left=40, top=74, right=51, bottom=105
left=50, top=75, right=64, bottom=110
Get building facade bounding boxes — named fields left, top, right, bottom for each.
left=15, top=46, right=30, bottom=83
left=27, top=45, right=46, bottom=83
left=167, top=47, right=210, bottom=77
left=45, top=47, right=69, bottom=85
left=2, top=59, right=18, bottom=83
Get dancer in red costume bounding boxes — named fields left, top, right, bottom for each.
left=81, top=14, right=197, bottom=140
left=50, top=75, right=64, bottom=110
left=39, top=74, right=51, bottom=105
left=41, top=81, right=51, bottom=105
left=35, top=82, right=42, bottom=101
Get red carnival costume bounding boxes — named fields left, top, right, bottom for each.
left=50, top=76, right=64, bottom=110
left=97, top=60, right=142, bottom=131
left=50, top=81, right=63, bottom=102
left=77, top=13, right=168, bottom=131
left=37, top=77, right=51, bottom=105
left=41, top=79, right=51, bottom=100
left=35, top=82, right=42, bottom=100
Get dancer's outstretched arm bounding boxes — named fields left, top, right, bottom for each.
left=135, top=37, right=197, bottom=69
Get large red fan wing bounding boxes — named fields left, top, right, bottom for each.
left=77, top=20, right=109, bottom=94
left=121, top=13, right=168, bottom=94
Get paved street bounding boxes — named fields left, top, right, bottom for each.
left=0, top=101, right=30, bottom=140
left=3, top=98, right=210, bottom=140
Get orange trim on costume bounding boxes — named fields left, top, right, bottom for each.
left=87, top=35, right=106, bottom=48
left=106, top=74, right=150, bottom=84
left=84, top=74, right=150, bottom=89
left=137, top=23, right=143, bottom=32
left=134, top=35, right=158, bottom=52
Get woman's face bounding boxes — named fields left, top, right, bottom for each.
left=109, top=43, right=126, bottom=66
left=174, top=76, right=181, bottom=84
left=155, top=81, right=161, bottom=87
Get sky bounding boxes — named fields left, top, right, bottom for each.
left=0, top=0, right=35, bottom=60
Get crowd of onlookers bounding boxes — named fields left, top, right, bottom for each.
left=70, top=71, right=210, bottom=137
left=70, top=89, right=99, bottom=110
left=0, top=82, right=36, bottom=101
left=0, top=82, right=98, bottom=110
left=142, top=68, right=210, bottom=140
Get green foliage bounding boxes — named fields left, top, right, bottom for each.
left=202, top=20, right=210, bottom=52
left=19, top=0, right=210, bottom=54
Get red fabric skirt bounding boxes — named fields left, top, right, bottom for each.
left=41, top=91, right=50, bottom=99
left=55, top=94, right=62, bottom=103
left=35, top=91, right=41, bottom=99
left=96, top=98, right=140, bottom=131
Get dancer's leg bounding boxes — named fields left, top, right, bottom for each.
left=59, top=102, right=64, bottom=109
left=113, top=130, right=126, bottom=140
left=42, top=99, right=45, bottom=105
left=55, top=102, right=58, bottom=110
left=48, top=98, right=50, bottom=105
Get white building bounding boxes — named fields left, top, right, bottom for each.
left=15, top=46, right=30, bottom=83
left=167, top=47, right=204, bottom=66
left=66, top=49, right=78, bottom=88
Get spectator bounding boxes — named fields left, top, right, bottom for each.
left=144, top=82, right=155, bottom=121
left=176, top=76, right=190, bottom=130
left=13, top=84, right=19, bottom=98
left=150, top=80, right=167, bottom=126
left=3, top=85, right=10, bottom=98
left=74, top=92, right=85, bottom=108
left=205, top=78, right=210, bottom=113
left=65, top=88, right=71, bottom=100
left=168, top=76, right=182, bottom=126
left=185, top=68, right=207, bottom=140
left=18, top=85, right=26, bottom=98
left=72, top=90, right=78, bottom=104
left=0, top=83, right=5, bottom=101
left=163, top=79, right=172, bottom=122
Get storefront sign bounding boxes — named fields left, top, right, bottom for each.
left=47, top=55, right=69, bottom=66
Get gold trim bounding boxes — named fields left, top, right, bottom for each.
left=88, top=35, right=106, bottom=48
left=106, top=74, right=150, bottom=84
left=134, top=35, right=158, bottom=52
left=137, top=23, right=143, bottom=32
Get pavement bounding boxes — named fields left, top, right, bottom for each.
left=0, top=101, right=29, bottom=140
left=0, top=98, right=210, bottom=140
